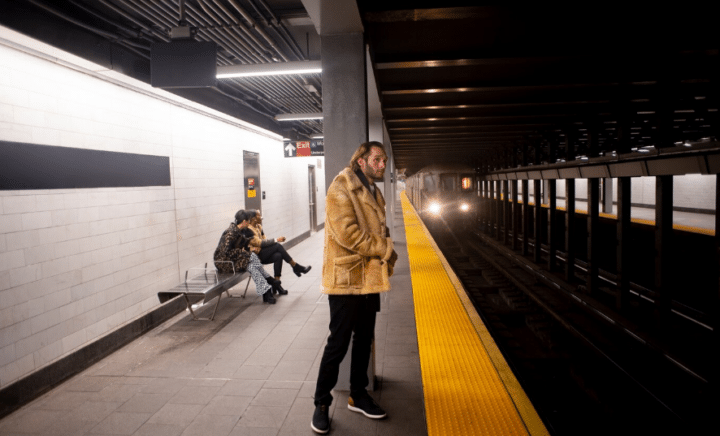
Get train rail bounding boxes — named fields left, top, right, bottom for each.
left=425, top=220, right=712, bottom=435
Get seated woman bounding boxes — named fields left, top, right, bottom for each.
left=213, top=209, right=281, bottom=304
left=246, top=210, right=311, bottom=295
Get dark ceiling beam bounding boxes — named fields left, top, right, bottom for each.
left=381, top=82, right=715, bottom=108
left=361, top=6, right=496, bottom=23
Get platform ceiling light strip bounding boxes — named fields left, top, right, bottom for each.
left=400, top=192, right=549, bottom=436
left=217, top=61, right=322, bottom=78
left=274, top=113, right=323, bottom=121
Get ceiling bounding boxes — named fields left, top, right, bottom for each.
left=0, top=0, right=322, bottom=139
left=357, top=3, right=720, bottom=174
left=1, top=2, right=718, bottom=175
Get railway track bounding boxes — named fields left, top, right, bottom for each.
left=426, top=222, right=710, bottom=435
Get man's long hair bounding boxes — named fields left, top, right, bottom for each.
left=349, top=141, right=386, bottom=172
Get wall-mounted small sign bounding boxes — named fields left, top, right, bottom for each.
left=247, top=177, right=256, bottom=197
left=284, top=140, right=324, bottom=157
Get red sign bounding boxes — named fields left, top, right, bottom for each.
left=296, top=141, right=311, bottom=156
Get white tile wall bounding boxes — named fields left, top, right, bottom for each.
left=0, top=35, right=324, bottom=388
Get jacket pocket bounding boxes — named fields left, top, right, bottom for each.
left=333, top=254, right=364, bottom=288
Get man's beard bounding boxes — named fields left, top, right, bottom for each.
left=364, top=167, right=384, bottom=182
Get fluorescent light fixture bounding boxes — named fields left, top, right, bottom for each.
left=275, top=112, right=323, bottom=121
left=217, top=61, right=322, bottom=78
left=311, top=134, right=324, bottom=139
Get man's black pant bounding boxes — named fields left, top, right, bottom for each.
left=257, top=243, right=292, bottom=277
left=314, top=293, right=380, bottom=406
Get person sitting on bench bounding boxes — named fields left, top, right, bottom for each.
left=246, top=209, right=311, bottom=295
left=213, top=209, right=281, bottom=304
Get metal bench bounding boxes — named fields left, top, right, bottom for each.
left=157, top=262, right=252, bottom=320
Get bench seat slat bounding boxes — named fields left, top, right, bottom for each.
left=157, top=271, right=251, bottom=309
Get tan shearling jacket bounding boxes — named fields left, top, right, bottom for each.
left=321, top=167, right=396, bottom=295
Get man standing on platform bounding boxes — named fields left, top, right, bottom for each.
left=311, top=141, right=398, bottom=434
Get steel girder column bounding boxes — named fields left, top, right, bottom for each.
left=616, top=176, right=631, bottom=311
left=586, top=178, right=600, bottom=296
left=714, top=174, right=720, bottom=387
left=479, top=175, right=485, bottom=232
left=533, top=179, right=542, bottom=263
left=565, top=133, right=577, bottom=282
left=484, top=179, right=491, bottom=235
left=533, top=142, right=543, bottom=263
left=522, top=179, right=530, bottom=255
left=565, top=179, right=576, bottom=281
left=496, top=180, right=503, bottom=240
left=585, top=127, right=601, bottom=296
left=504, top=148, right=513, bottom=246
left=602, top=178, right=614, bottom=213
left=521, top=141, right=531, bottom=256
left=503, top=180, right=510, bottom=244
left=489, top=180, right=496, bottom=237
left=547, top=179, right=557, bottom=271
left=614, top=118, right=633, bottom=310
left=546, top=138, right=557, bottom=270
left=655, top=175, right=673, bottom=327
left=512, top=179, right=520, bottom=250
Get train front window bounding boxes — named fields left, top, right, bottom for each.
left=439, top=174, right=455, bottom=191
left=423, top=175, right=437, bottom=192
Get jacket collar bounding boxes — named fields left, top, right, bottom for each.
left=340, top=168, right=386, bottom=213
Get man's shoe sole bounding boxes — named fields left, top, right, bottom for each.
left=347, top=404, right=387, bottom=419
left=310, top=421, right=329, bottom=434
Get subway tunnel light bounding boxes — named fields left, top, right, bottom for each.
left=275, top=113, right=323, bottom=121
left=217, top=61, right=322, bottom=78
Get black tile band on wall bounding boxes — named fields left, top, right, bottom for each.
left=0, top=141, right=171, bottom=190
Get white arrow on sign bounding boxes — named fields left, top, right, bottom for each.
left=284, top=143, right=296, bottom=157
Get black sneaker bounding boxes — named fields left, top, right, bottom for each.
left=348, top=393, right=387, bottom=419
left=311, top=404, right=330, bottom=434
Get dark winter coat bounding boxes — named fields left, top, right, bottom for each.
left=321, top=167, right=397, bottom=295
left=213, top=223, right=251, bottom=274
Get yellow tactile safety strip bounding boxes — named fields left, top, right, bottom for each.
left=401, top=191, right=549, bottom=436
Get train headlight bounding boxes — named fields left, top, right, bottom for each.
left=428, top=201, right=442, bottom=215
left=460, top=202, right=470, bottom=212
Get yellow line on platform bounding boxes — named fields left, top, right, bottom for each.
left=400, top=191, right=549, bottom=436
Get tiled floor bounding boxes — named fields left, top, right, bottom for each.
left=0, top=216, right=426, bottom=436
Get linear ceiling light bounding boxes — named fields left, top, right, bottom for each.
left=217, top=61, right=322, bottom=78
left=275, top=113, right=323, bottom=121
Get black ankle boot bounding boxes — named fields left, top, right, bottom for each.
left=274, top=280, right=288, bottom=295
left=266, top=277, right=280, bottom=294
left=262, top=291, right=276, bottom=304
left=292, top=263, right=311, bottom=277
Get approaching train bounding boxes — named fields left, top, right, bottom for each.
left=406, top=163, right=478, bottom=230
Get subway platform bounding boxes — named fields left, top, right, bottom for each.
left=0, top=217, right=426, bottom=436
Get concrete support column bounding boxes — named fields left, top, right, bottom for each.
left=321, top=27, right=376, bottom=392
left=321, top=32, right=367, bottom=191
